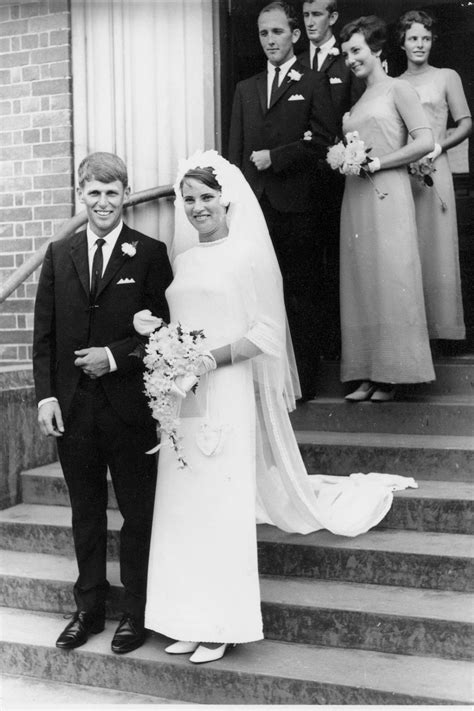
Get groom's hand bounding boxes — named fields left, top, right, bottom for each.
left=38, top=401, right=64, bottom=437
left=74, top=347, right=110, bottom=378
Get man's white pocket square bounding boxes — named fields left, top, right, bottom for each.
left=329, top=77, right=343, bottom=84
left=117, top=277, right=135, bottom=284
left=288, top=94, right=304, bottom=101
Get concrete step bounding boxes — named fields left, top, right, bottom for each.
left=257, top=524, right=473, bottom=593
left=1, top=608, right=472, bottom=704
left=1, top=551, right=471, bottom=662
left=1, top=671, right=180, bottom=705
left=314, top=358, right=474, bottom=397
left=290, top=395, right=474, bottom=436
left=298, top=431, right=474, bottom=482
left=21, top=463, right=474, bottom=533
left=0, top=504, right=472, bottom=591
left=375, top=478, right=474, bottom=534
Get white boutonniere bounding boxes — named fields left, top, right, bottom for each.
left=121, top=241, right=138, bottom=257
left=328, top=47, right=340, bottom=57
left=288, top=68, right=303, bottom=82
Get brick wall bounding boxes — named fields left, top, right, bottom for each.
left=0, top=0, right=73, bottom=365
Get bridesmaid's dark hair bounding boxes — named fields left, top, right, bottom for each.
left=340, top=15, right=387, bottom=55
left=397, top=10, right=437, bottom=46
left=180, top=167, right=222, bottom=193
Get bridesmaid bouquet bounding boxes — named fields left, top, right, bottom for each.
left=142, top=321, right=207, bottom=467
left=326, top=131, right=387, bottom=199
left=408, top=159, right=447, bottom=211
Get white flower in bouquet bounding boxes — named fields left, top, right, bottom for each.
left=326, top=132, right=387, bottom=199
left=408, top=158, right=447, bottom=211
left=326, top=141, right=346, bottom=170
left=143, top=322, right=208, bottom=467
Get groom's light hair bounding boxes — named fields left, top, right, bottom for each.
left=78, top=152, right=128, bottom=189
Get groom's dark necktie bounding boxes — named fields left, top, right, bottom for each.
left=90, top=237, right=105, bottom=302
left=269, top=66, right=280, bottom=106
left=312, top=46, right=321, bottom=71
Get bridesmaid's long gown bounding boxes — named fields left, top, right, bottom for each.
left=340, top=78, right=435, bottom=384
left=401, top=67, right=469, bottom=340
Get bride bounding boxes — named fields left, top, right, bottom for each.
left=134, top=150, right=416, bottom=664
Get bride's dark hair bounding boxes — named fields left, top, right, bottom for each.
left=180, top=167, right=221, bottom=193
left=340, top=15, right=387, bottom=55
left=397, top=9, right=437, bottom=46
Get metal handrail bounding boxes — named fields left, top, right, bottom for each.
left=0, top=184, right=174, bottom=304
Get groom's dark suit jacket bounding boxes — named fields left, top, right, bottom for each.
left=33, top=223, right=172, bottom=427
left=298, top=44, right=364, bottom=134
left=228, top=59, right=337, bottom=213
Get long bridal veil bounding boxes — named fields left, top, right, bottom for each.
left=171, top=150, right=417, bottom=538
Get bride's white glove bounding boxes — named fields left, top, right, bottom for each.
left=426, top=142, right=442, bottom=161
left=171, top=352, right=217, bottom=399
left=173, top=373, right=199, bottom=397
left=133, top=309, right=163, bottom=336
left=195, top=351, right=217, bottom=376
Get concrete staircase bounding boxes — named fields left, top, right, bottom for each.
left=0, top=357, right=473, bottom=704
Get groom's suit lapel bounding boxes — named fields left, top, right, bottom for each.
left=95, top=225, right=132, bottom=300
left=69, top=225, right=134, bottom=301
left=70, top=231, right=90, bottom=299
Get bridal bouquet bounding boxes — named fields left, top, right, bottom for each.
left=326, top=131, right=387, bottom=199
left=143, top=321, right=207, bottom=467
left=408, top=158, right=447, bottom=211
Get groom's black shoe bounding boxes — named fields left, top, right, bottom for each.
left=56, top=609, right=105, bottom=650
left=111, top=614, right=146, bottom=654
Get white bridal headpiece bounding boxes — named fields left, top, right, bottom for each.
left=170, top=148, right=300, bottom=407
left=171, top=149, right=280, bottom=281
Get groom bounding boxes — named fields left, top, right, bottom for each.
left=33, top=152, right=172, bottom=653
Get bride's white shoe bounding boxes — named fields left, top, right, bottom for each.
left=164, top=640, right=199, bottom=654
left=189, top=643, right=235, bottom=664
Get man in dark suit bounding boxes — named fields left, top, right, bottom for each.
left=298, top=0, right=363, bottom=131
left=33, top=152, right=173, bottom=654
left=298, top=0, right=364, bottom=358
left=228, top=1, right=337, bottom=399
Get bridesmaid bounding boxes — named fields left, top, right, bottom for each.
left=339, top=16, right=435, bottom=402
left=398, top=10, right=472, bottom=342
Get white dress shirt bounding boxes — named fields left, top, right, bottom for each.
left=38, top=221, right=124, bottom=410
left=310, top=35, right=337, bottom=71
left=267, top=56, right=297, bottom=107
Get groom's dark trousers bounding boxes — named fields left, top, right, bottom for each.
left=33, top=224, right=172, bottom=620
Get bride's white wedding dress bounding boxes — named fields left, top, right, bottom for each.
left=144, top=235, right=416, bottom=645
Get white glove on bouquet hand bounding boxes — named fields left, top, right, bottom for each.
left=133, top=309, right=163, bottom=336
left=171, top=352, right=217, bottom=399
